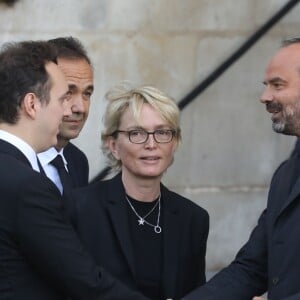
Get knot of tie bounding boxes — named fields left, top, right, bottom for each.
left=50, top=155, right=66, bottom=170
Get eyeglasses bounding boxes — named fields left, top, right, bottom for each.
left=114, top=129, right=176, bottom=144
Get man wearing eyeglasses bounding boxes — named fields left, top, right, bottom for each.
left=70, top=84, right=209, bottom=300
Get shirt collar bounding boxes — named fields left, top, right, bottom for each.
left=38, top=147, right=67, bottom=168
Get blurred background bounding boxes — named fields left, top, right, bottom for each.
left=1, top=0, right=299, bottom=274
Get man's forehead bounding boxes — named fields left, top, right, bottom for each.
left=57, top=57, right=92, bottom=73
left=57, top=58, right=93, bottom=85
left=270, top=44, right=300, bottom=65
left=264, top=45, right=300, bottom=77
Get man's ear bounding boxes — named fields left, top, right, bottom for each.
left=22, top=93, right=40, bottom=119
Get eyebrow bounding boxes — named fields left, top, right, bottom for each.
left=263, top=77, right=287, bottom=85
left=68, top=84, right=94, bottom=93
left=126, top=125, right=172, bottom=130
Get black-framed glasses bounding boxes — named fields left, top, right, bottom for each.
left=114, top=129, right=176, bottom=144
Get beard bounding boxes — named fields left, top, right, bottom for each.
left=270, top=101, right=300, bottom=136
left=272, top=121, right=285, bottom=133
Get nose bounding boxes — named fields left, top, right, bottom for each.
left=63, top=98, right=72, bottom=117
left=260, top=86, right=274, bottom=104
left=71, top=94, right=85, bottom=113
left=144, top=133, right=157, bottom=148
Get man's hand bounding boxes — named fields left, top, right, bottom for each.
left=253, top=297, right=266, bottom=300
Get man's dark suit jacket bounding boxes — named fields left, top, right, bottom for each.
left=64, top=142, right=89, bottom=187
left=0, top=140, right=149, bottom=300
left=72, top=173, right=209, bottom=300
left=183, top=153, right=300, bottom=300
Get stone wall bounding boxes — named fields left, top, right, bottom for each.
left=1, top=0, right=299, bottom=271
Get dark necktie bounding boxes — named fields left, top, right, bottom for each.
left=50, top=155, right=73, bottom=195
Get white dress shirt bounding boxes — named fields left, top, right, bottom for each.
left=0, top=129, right=40, bottom=172
left=38, top=147, right=68, bottom=194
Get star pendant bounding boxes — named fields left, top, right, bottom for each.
left=138, top=218, right=145, bottom=225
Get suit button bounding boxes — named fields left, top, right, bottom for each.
left=272, top=277, right=279, bottom=285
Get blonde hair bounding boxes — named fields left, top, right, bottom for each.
left=101, top=84, right=181, bottom=173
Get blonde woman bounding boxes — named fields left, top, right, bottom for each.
left=72, top=84, right=209, bottom=300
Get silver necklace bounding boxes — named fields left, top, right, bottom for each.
left=125, top=194, right=162, bottom=234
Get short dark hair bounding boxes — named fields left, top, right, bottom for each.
left=48, top=36, right=92, bottom=65
left=0, top=40, right=57, bottom=124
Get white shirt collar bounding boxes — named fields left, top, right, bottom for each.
left=0, top=129, right=40, bottom=172
left=38, top=147, right=67, bottom=168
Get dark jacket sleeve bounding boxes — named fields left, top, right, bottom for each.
left=17, top=172, right=149, bottom=300
left=182, top=209, right=268, bottom=300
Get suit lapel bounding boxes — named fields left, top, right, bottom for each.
left=65, top=157, right=78, bottom=186
left=106, top=174, right=136, bottom=279
left=161, top=185, right=181, bottom=299
left=63, top=143, right=89, bottom=187
left=63, top=145, right=78, bottom=187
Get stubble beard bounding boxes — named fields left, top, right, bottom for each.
left=272, top=102, right=300, bottom=137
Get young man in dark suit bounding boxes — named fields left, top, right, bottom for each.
left=0, top=40, right=149, bottom=300
left=38, top=37, right=93, bottom=193
left=182, top=38, right=300, bottom=300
